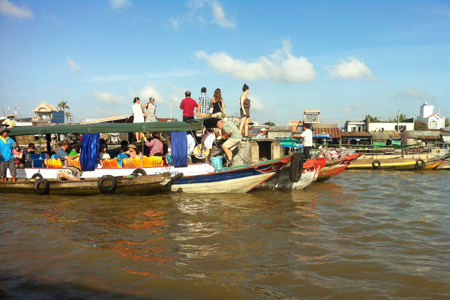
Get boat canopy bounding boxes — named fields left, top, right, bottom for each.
left=8, top=119, right=205, bottom=136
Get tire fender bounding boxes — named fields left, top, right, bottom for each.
left=132, top=169, right=147, bottom=177
left=415, top=159, right=425, bottom=169
left=98, top=175, right=117, bottom=193
left=33, top=179, right=49, bottom=195
left=289, top=153, right=304, bottom=182
left=372, top=160, right=381, bottom=169
left=31, top=173, right=43, bottom=180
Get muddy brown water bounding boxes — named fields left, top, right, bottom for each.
left=1, top=170, right=449, bottom=299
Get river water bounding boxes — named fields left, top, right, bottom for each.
left=0, top=170, right=449, bottom=299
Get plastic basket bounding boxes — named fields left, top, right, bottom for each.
left=211, top=156, right=223, bottom=171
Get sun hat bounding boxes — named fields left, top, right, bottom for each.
left=261, top=128, right=267, bottom=131
left=193, top=144, right=210, bottom=159
left=0, top=127, right=10, bottom=134
left=7, top=114, right=14, bottom=118
left=128, top=144, right=137, bottom=149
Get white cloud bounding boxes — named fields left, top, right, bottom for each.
left=209, top=0, right=235, bottom=28
left=170, top=0, right=235, bottom=29
left=137, top=85, right=164, bottom=104
left=93, top=91, right=126, bottom=104
left=195, top=40, right=317, bottom=83
left=110, top=0, right=132, bottom=9
left=394, top=85, right=433, bottom=101
left=67, top=58, right=81, bottom=72
left=248, top=95, right=269, bottom=112
left=0, top=0, right=33, bottom=18
left=344, top=107, right=351, bottom=112
left=325, top=57, right=373, bottom=80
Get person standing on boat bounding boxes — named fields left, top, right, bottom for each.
left=146, top=97, right=158, bottom=122
left=180, top=91, right=198, bottom=122
left=291, top=123, right=313, bottom=159
left=132, top=97, right=146, bottom=142
left=239, top=84, right=251, bottom=140
left=196, top=87, right=211, bottom=119
left=256, top=128, right=268, bottom=138
left=3, top=114, right=16, bottom=128
left=0, top=127, right=17, bottom=182
left=217, top=119, right=242, bottom=162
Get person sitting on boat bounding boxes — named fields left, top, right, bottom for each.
left=127, top=144, right=143, bottom=159
left=56, top=140, right=80, bottom=164
left=119, top=140, right=129, bottom=154
left=256, top=128, right=268, bottom=138
left=216, top=119, right=242, bottom=162
left=23, top=143, right=36, bottom=156
left=0, top=127, right=18, bottom=182
left=290, top=123, right=313, bottom=160
left=69, top=143, right=80, bottom=157
left=145, top=132, right=164, bottom=157
left=12, top=145, right=24, bottom=168
left=202, top=128, right=216, bottom=151
left=3, top=114, right=16, bottom=128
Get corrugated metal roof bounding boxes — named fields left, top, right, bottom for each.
left=370, top=130, right=443, bottom=140
left=313, top=128, right=342, bottom=138
left=341, top=131, right=372, bottom=137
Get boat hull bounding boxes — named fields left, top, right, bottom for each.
left=316, top=153, right=363, bottom=181
left=171, top=157, right=291, bottom=193
left=0, top=173, right=174, bottom=196
left=347, top=154, right=448, bottom=170
left=256, top=158, right=326, bottom=190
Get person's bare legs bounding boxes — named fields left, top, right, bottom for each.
left=12, top=176, right=16, bottom=182
left=244, top=118, right=249, bottom=137
left=239, top=117, right=248, bottom=136
left=222, top=145, right=232, bottom=161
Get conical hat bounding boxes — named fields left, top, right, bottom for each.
left=193, top=144, right=210, bottom=159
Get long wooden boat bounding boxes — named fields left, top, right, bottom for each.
left=0, top=173, right=182, bottom=195
left=347, top=153, right=450, bottom=170
left=171, top=155, right=293, bottom=193
left=316, top=152, right=363, bottom=181
left=256, top=157, right=326, bottom=190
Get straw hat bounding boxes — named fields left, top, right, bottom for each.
left=128, top=144, right=137, bottom=149
left=7, top=114, right=14, bottom=118
left=0, top=127, right=10, bottom=134
left=193, top=144, right=210, bottom=159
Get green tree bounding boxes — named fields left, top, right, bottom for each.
left=58, top=100, right=70, bottom=112
left=414, top=120, right=427, bottom=130
left=445, top=117, right=450, bottom=127
left=65, top=111, right=73, bottom=123
left=365, top=114, right=379, bottom=122
left=399, top=113, right=407, bottom=122
left=264, top=121, right=276, bottom=126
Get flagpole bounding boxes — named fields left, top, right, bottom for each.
left=169, top=98, right=172, bottom=121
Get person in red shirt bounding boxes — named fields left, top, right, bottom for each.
left=179, top=91, right=198, bottom=122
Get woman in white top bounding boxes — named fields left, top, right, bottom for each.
left=132, top=97, right=145, bottom=142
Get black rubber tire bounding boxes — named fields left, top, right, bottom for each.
left=31, top=173, right=43, bottom=180
left=289, top=153, right=304, bottom=182
left=98, top=175, right=117, bottom=193
left=33, top=179, right=49, bottom=195
left=415, top=159, right=425, bottom=169
left=372, top=160, right=381, bottom=169
left=132, top=169, right=147, bottom=177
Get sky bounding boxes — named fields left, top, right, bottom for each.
left=0, top=0, right=449, bottom=127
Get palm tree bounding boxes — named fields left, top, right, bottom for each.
left=65, top=111, right=73, bottom=123
left=58, top=100, right=70, bottom=112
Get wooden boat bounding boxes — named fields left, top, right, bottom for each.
left=256, top=156, right=327, bottom=190
left=0, top=172, right=182, bottom=196
left=316, top=152, right=363, bottom=181
left=347, top=153, right=450, bottom=170
left=171, top=155, right=293, bottom=193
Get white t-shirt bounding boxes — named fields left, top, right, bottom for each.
left=98, top=152, right=110, bottom=160
left=202, top=132, right=216, bottom=150
left=132, top=104, right=144, bottom=123
left=301, top=129, right=313, bottom=147
left=187, top=134, right=195, bottom=155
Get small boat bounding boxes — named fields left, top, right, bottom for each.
left=347, top=153, right=450, bottom=170
left=171, top=155, right=293, bottom=193
left=0, top=172, right=182, bottom=196
left=316, top=152, right=363, bottom=181
left=256, top=155, right=326, bottom=190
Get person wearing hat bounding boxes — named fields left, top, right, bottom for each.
left=69, top=143, right=81, bottom=157
left=146, top=97, right=158, bottom=122
left=126, top=143, right=143, bottom=159
left=145, top=132, right=163, bottom=157
left=3, top=114, right=16, bottom=128
left=256, top=128, right=268, bottom=139
left=0, top=127, right=18, bottom=182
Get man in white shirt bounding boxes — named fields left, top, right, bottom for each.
left=291, top=123, right=313, bottom=159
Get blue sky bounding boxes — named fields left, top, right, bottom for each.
left=0, top=0, right=449, bottom=127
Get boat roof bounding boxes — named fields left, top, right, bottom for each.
left=8, top=119, right=205, bottom=135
